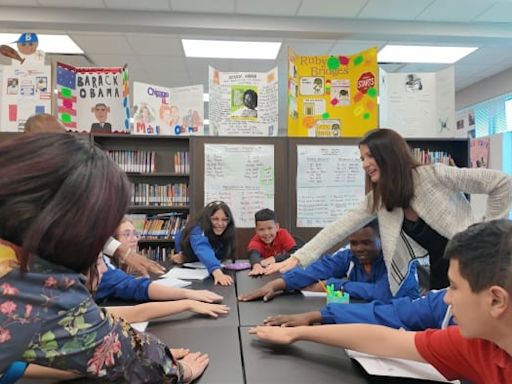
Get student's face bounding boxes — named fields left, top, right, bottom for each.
left=359, top=144, right=380, bottom=183
left=255, top=220, right=279, bottom=245
left=444, top=259, right=489, bottom=338
left=94, top=106, right=108, bottom=122
left=210, top=209, right=229, bottom=236
left=117, top=221, right=139, bottom=251
left=348, top=227, right=380, bottom=265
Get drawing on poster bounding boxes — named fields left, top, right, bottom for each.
left=405, top=74, right=423, bottom=92
left=300, top=77, right=324, bottom=96
left=133, top=102, right=158, bottom=134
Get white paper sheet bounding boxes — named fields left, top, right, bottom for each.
left=300, top=290, right=327, bottom=297
left=346, top=350, right=460, bottom=383
left=130, top=321, right=149, bottom=332
left=161, top=267, right=209, bottom=280
left=154, top=277, right=192, bottom=288
left=182, top=262, right=207, bottom=269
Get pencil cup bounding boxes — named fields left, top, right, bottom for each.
left=326, top=292, right=350, bottom=304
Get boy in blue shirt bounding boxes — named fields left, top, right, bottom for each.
left=239, top=220, right=420, bottom=303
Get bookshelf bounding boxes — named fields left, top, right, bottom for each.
left=406, top=138, right=470, bottom=168
left=92, top=133, right=192, bottom=262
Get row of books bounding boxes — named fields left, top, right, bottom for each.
left=139, top=246, right=172, bottom=263
left=174, top=151, right=190, bottom=174
left=411, top=148, right=452, bottom=165
left=128, top=213, right=188, bottom=240
left=108, top=150, right=156, bottom=173
left=130, top=183, right=189, bottom=206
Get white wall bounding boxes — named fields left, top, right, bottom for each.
left=456, top=66, right=512, bottom=110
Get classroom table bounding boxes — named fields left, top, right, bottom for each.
left=17, top=269, right=461, bottom=384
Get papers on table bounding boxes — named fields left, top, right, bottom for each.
left=161, top=267, right=209, bottom=280
left=153, top=277, right=192, bottom=288
left=346, top=350, right=460, bottom=383
left=301, top=290, right=327, bottom=298
left=182, top=262, right=207, bottom=269
left=131, top=321, right=149, bottom=332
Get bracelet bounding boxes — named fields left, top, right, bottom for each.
left=120, top=248, right=132, bottom=264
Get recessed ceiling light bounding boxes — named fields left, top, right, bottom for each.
left=0, top=33, right=84, bottom=54
left=182, top=39, right=281, bottom=60
left=378, top=45, right=478, bottom=64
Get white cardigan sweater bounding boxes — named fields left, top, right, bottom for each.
left=294, top=164, right=512, bottom=294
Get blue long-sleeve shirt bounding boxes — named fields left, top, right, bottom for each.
left=321, top=289, right=453, bottom=330
left=283, top=248, right=420, bottom=302
left=95, top=256, right=151, bottom=302
left=175, top=226, right=226, bottom=275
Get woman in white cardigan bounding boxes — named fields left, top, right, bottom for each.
left=266, top=129, right=512, bottom=294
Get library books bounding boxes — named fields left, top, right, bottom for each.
left=130, top=183, right=189, bottom=206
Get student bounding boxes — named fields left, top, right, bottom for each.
left=267, top=128, right=512, bottom=292
left=172, top=201, right=236, bottom=286
left=247, top=208, right=298, bottom=276
left=263, top=289, right=452, bottom=330
left=251, top=220, right=512, bottom=384
left=23, top=112, right=166, bottom=278
left=97, top=217, right=228, bottom=311
left=0, top=133, right=208, bottom=382
left=239, top=221, right=419, bottom=302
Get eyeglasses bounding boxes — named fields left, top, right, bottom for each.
left=119, top=230, right=141, bottom=239
left=207, top=200, right=224, bottom=207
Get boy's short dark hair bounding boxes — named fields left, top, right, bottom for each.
left=363, top=219, right=379, bottom=235
left=255, top=208, right=276, bottom=223
left=444, top=219, right=512, bottom=293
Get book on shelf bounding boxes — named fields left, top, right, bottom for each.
left=174, top=151, right=190, bottom=174
left=136, top=212, right=189, bottom=240
left=130, top=183, right=189, bottom=206
left=107, top=150, right=155, bottom=173
left=411, top=148, right=452, bottom=165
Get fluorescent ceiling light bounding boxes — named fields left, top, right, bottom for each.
left=378, top=45, right=477, bottom=64
left=183, top=39, right=281, bottom=59
left=0, top=33, right=83, bottom=54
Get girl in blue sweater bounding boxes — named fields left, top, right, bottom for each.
left=172, top=201, right=236, bottom=286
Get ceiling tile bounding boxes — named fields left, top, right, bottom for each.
left=37, top=0, right=106, bottom=8
left=475, top=3, right=512, bottom=22
left=359, top=0, right=433, bottom=20
left=229, top=59, right=277, bottom=73
left=297, top=0, right=368, bottom=18
left=170, top=0, right=235, bottom=13
left=104, top=0, right=171, bottom=11
left=69, top=33, right=134, bottom=55
left=126, top=34, right=183, bottom=56
left=416, top=0, right=493, bottom=22
left=282, top=39, right=336, bottom=56
left=330, top=40, right=386, bottom=55
left=236, top=0, right=301, bottom=16
left=0, top=0, right=39, bottom=6
left=142, top=56, right=188, bottom=74
left=87, top=54, right=143, bottom=70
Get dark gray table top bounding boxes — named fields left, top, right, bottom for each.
left=236, top=271, right=328, bottom=327
left=149, top=325, right=244, bottom=384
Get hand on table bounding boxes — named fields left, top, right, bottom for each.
left=248, top=263, right=265, bottom=276
left=263, top=311, right=322, bottom=327
left=248, top=326, right=296, bottom=345
left=238, top=278, right=286, bottom=302
left=185, top=289, right=223, bottom=303
left=212, top=269, right=233, bottom=286
left=264, top=256, right=298, bottom=275
left=180, top=352, right=209, bottom=383
left=190, top=301, right=230, bottom=318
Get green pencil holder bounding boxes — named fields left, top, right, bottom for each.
left=326, top=292, right=350, bottom=304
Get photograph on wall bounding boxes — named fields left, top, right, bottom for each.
left=470, top=137, right=490, bottom=168
left=287, top=47, right=378, bottom=137
left=209, top=66, right=278, bottom=136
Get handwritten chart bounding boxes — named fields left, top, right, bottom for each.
left=297, top=145, right=365, bottom=227
left=205, top=144, right=274, bottom=227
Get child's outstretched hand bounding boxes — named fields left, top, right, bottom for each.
left=249, top=326, right=296, bottom=345
left=185, top=289, right=223, bottom=303
left=260, top=256, right=276, bottom=267
left=212, top=269, right=234, bottom=286
left=190, top=302, right=230, bottom=318
left=248, top=263, right=265, bottom=276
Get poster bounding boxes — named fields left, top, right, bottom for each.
left=455, top=108, right=476, bottom=138
left=133, top=82, right=203, bottom=136
left=380, top=66, right=456, bottom=138
left=296, top=145, right=365, bottom=227
left=204, top=144, right=274, bottom=227
left=470, top=137, right=490, bottom=168
left=0, top=52, right=51, bottom=132
left=208, top=66, right=278, bottom=136
left=56, top=62, right=130, bottom=133
left=287, top=47, right=378, bottom=137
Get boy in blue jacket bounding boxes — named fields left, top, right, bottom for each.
left=239, top=220, right=420, bottom=303
left=263, top=289, right=453, bottom=330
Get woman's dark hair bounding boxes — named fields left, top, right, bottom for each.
left=359, top=129, right=419, bottom=212
left=0, top=133, right=130, bottom=274
left=180, top=201, right=236, bottom=261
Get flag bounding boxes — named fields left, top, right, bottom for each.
left=56, top=62, right=77, bottom=129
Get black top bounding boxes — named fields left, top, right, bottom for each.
left=402, top=217, right=449, bottom=290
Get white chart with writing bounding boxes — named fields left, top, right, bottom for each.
left=204, top=144, right=274, bottom=228
left=297, top=145, right=365, bottom=227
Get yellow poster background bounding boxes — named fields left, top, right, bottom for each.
left=288, top=47, right=378, bottom=137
